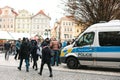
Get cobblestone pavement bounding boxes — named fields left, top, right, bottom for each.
left=0, top=53, right=120, bottom=80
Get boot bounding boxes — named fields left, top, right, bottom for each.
left=49, top=72, right=53, bottom=77
left=49, top=74, right=53, bottom=77
left=32, top=66, right=34, bottom=69
left=26, top=69, right=29, bottom=72
left=38, top=72, right=42, bottom=75
left=35, top=64, right=38, bottom=71
left=35, top=68, right=38, bottom=71
left=17, top=67, right=21, bottom=71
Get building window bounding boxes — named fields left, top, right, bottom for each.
left=11, top=25, right=13, bottom=28
left=65, top=28, right=66, bottom=31
left=64, top=34, right=68, bottom=39
left=0, top=19, right=2, bottom=22
left=37, top=25, right=39, bottom=29
left=70, top=34, right=72, bottom=38
left=11, top=19, right=13, bottom=22
left=69, top=22, right=71, bottom=26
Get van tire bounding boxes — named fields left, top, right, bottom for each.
left=67, top=57, right=78, bottom=69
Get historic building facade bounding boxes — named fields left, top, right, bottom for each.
left=15, top=9, right=32, bottom=34
left=31, top=10, right=51, bottom=38
left=0, top=6, right=17, bottom=32
left=52, top=16, right=84, bottom=42
left=0, top=6, right=51, bottom=39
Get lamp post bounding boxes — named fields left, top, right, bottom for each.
left=45, top=29, right=51, bottom=38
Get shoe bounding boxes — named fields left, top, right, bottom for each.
left=32, top=66, right=34, bottom=69
left=51, top=64, right=54, bottom=66
left=14, top=57, right=17, bottom=60
left=26, top=70, right=29, bottom=72
left=35, top=68, right=38, bottom=70
left=38, top=72, right=42, bottom=75
left=49, top=74, right=53, bottom=77
left=17, top=67, right=21, bottom=71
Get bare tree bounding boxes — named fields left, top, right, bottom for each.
left=63, top=0, right=120, bottom=27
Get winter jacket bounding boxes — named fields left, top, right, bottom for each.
left=19, top=41, right=30, bottom=59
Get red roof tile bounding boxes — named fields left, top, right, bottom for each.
left=33, top=10, right=51, bottom=19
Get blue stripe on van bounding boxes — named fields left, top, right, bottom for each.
left=71, top=46, right=120, bottom=53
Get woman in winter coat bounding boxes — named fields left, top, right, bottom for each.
left=38, top=38, right=53, bottom=77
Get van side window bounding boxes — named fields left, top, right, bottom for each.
left=76, top=32, right=95, bottom=46
left=99, top=31, right=120, bottom=46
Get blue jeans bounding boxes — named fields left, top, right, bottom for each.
left=19, top=58, right=29, bottom=70
left=51, top=50, right=59, bottom=66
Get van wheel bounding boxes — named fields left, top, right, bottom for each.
left=67, top=57, right=78, bottom=69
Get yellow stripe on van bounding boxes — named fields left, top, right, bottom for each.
left=60, top=48, right=73, bottom=57
left=67, top=48, right=72, bottom=53
left=60, top=51, right=65, bottom=57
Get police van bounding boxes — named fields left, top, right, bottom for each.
left=60, top=20, right=120, bottom=69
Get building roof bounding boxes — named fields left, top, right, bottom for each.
left=11, top=9, right=18, bottom=16
left=0, top=6, right=18, bottom=16
left=33, top=10, right=51, bottom=19
left=60, top=15, right=75, bottom=21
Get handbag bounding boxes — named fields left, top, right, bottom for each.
left=36, top=47, right=42, bottom=56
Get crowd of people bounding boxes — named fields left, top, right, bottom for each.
left=3, top=37, right=75, bottom=77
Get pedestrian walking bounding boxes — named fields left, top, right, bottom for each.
left=4, top=40, right=11, bottom=60
left=17, top=37, right=30, bottom=72
left=14, top=38, right=21, bottom=60
left=50, top=38, right=60, bottom=66
left=38, top=38, right=53, bottom=77
left=31, top=41, right=39, bottom=71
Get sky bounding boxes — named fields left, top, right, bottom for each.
left=0, top=0, right=64, bottom=27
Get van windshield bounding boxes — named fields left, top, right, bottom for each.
left=76, top=32, right=95, bottom=46
left=99, top=31, right=120, bottom=46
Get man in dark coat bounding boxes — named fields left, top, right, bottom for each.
left=31, top=41, right=39, bottom=70
left=17, top=37, right=30, bottom=72
left=4, top=40, right=11, bottom=60
left=38, top=38, right=53, bottom=77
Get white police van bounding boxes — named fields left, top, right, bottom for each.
left=60, top=20, right=120, bottom=69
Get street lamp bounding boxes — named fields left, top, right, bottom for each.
left=45, top=29, right=51, bottom=38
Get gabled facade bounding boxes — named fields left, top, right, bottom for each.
left=0, top=6, right=17, bottom=32
left=53, top=16, right=84, bottom=42
left=15, top=9, right=32, bottom=34
left=60, top=16, right=76, bottom=42
left=32, top=10, right=51, bottom=38
left=0, top=6, right=51, bottom=39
